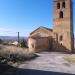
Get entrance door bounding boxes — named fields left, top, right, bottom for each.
left=49, top=38, right=53, bottom=50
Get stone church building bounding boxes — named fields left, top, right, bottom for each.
left=28, top=0, right=74, bottom=53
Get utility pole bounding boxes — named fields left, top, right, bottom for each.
left=18, top=32, right=19, bottom=43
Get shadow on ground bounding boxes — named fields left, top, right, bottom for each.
left=0, top=63, right=13, bottom=75
left=3, top=68, right=75, bottom=75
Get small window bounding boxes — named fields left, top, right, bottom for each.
left=32, top=44, right=34, bottom=48
left=60, top=43, right=63, bottom=46
left=57, top=3, right=60, bottom=9
left=59, top=36, right=63, bottom=41
left=59, top=11, right=63, bottom=18
left=62, top=2, right=65, bottom=8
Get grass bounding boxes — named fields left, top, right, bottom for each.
left=0, top=44, right=38, bottom=75
left=0, top=44, right=38, bottom=65
left=64, top=55, right=75, bottom=64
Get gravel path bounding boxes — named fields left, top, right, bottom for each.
left=19, top=52, right=75, bottom=74
left=4, top=52, right=75, bottom=75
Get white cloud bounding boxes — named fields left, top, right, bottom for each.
left=0, top=27, right=11, bottom=32
left=0, top=27, right=29, bottom=36
left=0, top=27, right=16, bottom=36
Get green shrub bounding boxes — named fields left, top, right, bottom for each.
left=19, top=39, right=28, bottom=48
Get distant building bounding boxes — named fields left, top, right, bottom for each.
left=11, top=41, right=19, bottom=46
left=28, top=0, right=74, bottom=53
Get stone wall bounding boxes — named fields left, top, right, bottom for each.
left=53, top=0, right=74, bottom=52
left=28, top=37, right=51, bottom=52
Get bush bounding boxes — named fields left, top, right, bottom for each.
left=0, top=53, right=38, bottom=63
left=19, top=39, right=28, bottom=48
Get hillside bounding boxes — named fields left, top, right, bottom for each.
left=0, top=36, right=27, bottom=41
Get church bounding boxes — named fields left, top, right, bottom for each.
left=28, top=0, right=74, bottom=53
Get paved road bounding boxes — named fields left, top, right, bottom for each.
left=4, top=52, right=75, bottom=75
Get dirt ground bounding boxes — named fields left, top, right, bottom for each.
left=18, top=52, right=75, bottom=74
left=3, top=52, right=75, bottom=75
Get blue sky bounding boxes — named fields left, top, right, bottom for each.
left=0, top=0, right=75, bottom=37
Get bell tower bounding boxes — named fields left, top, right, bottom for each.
left=53, top=0, right=74, bottom=52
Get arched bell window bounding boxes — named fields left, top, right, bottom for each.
left=59, top=11, right=63, bottom=18
left=57, top=3, right=60, bottom=9
left=62, top=2, right=65, bottom=8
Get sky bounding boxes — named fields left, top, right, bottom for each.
left=0, top=0, right=75, bottom=37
